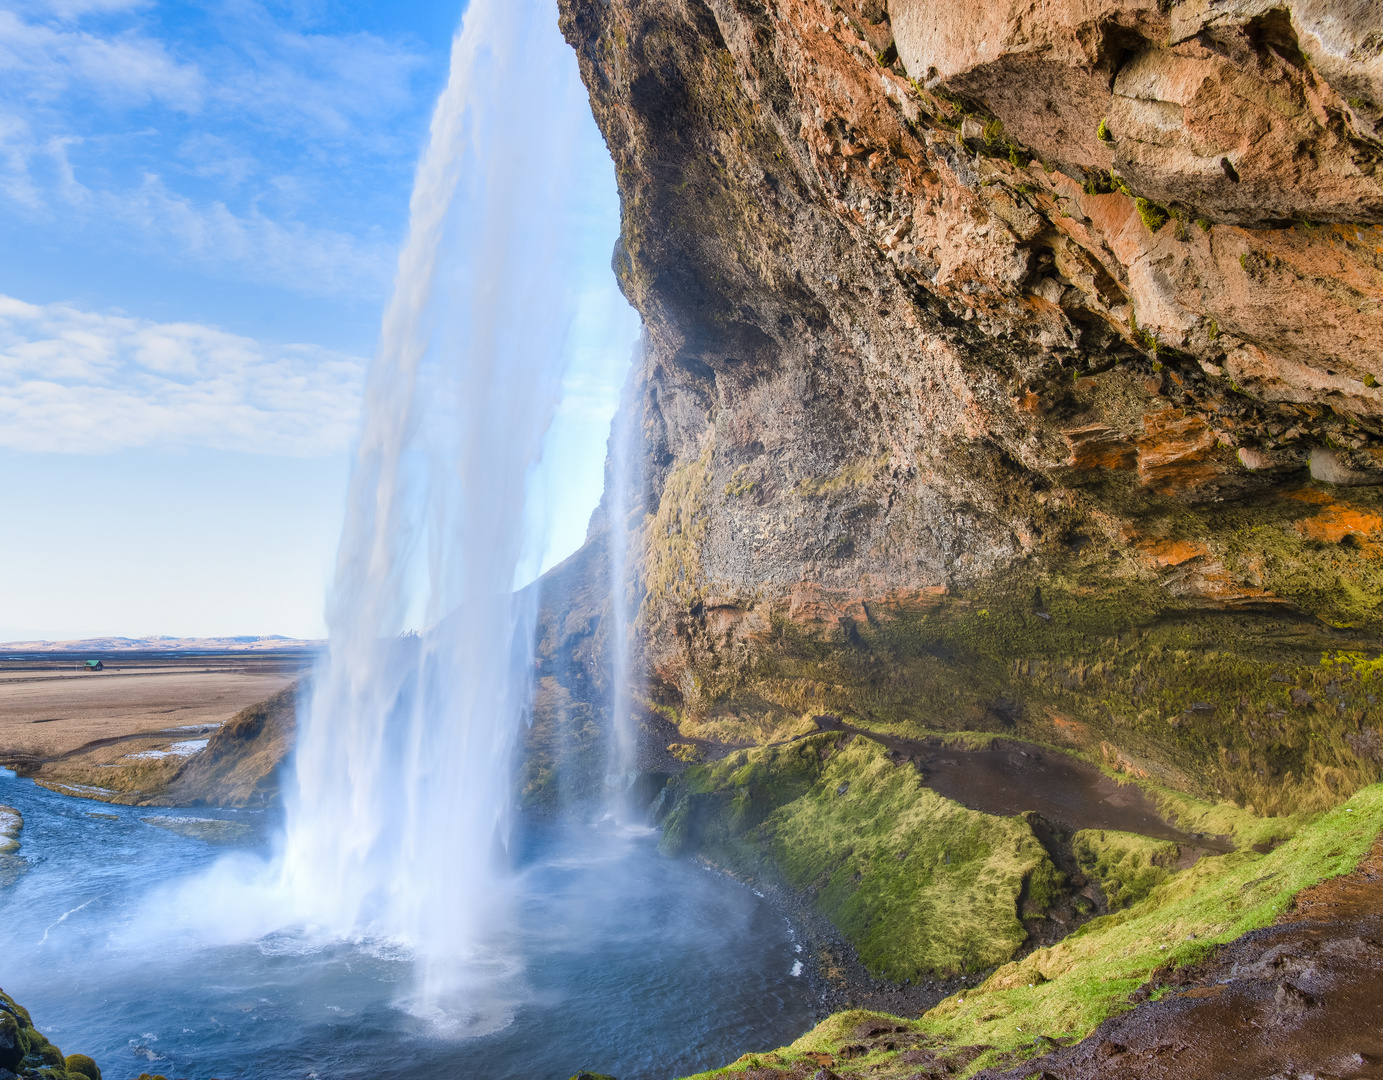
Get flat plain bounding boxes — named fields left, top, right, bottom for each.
left=0, top=651, right=314, bottom=762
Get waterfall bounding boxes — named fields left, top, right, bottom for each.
left=606, top=351, right=645, bottom=803
left=279, top=0, right=599, bottom=1016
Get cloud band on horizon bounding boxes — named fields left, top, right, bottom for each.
left=0, top=293, right=365, bottom=455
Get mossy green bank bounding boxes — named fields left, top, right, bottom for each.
left=677, top=783, right=1383, bottom=1080
left=658, top=733, right=1064, bottom=979
left=656, top=551, right=1383, bottom=818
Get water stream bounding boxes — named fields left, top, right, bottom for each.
left=605, top=348, right=646, bottom=797
left=0, top=772, right=815, bottom=1080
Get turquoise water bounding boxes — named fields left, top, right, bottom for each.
left=0, top=771, right=815, bottom=1080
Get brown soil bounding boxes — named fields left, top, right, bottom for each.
left=974, top=839, right=1383, bottom=1080
left=0, top=651, right=311, bottom=806
left=0, top=652, right=309, bottom=761
left=845, top=725, right=1230, bottom=853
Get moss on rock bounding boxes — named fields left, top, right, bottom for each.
left=677, top=785, right=1383, bottom=1080
left=0, top=987, right=99, bottom=1080
left=659, top=733, right=1063, bottom=978
left=1072, top=829, right=1179, bottom=910
left=917, top=785, right=1383, bottom=1073
left=63, top=1055, right=100, bottom=1080
left=642, top=435, right=714, bottom=632
left=662, top=548, right=1383, bottom=817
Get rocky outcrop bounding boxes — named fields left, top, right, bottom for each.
left=0, top=806, right=19, bottom=856
left=0, top=806, right=24, bottom=889
left=150, top=683, right=299, bottom=807
left=558, top=0, right=1383, bottom=815
left=0, top=987, right=100, bottom=1080
left=12, top=684, right=301, bottom=808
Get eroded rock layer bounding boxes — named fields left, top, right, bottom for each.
left=558, top=0, right=1383, bottom=815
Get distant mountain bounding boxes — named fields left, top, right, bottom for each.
left=1, top=635, right=323, bottom=653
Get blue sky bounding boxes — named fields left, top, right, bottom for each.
left=0, top=0, right=638, bottom=641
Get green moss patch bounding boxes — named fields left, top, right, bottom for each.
left=1, top=986, right=100, bottom=1080
left=676, top=549, right=1383, bottom=817
left=679, top=784, right=1383, bottom=1079
left=660, top=733, right=1061, bottom=978
left=641, top=435, right=714, bottom=627
left=920, top=784, right=1383, bottom=1072
left=1072, top=829, right=1178, bottom=909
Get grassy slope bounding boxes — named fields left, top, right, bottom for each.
left=659, top=733, right=1062, bottom=979
left=1071, top=828, right=1179, bottom=910
left=682, top=782, right=1383, bottom=1079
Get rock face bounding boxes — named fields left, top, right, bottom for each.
left=0, top=806, right=19, bottom=856
left=557, top=0, right=1383, bottom=815
left=0, top=987, right=100, bottom=1080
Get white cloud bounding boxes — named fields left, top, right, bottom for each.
left=0, top=294, right=366, bottom=455
left=0, top=2, right=424, bottom=142
left=215, top=20, right=424, bottom=144
left=98, top=170, right=397, bottom=299
left=0, top=9, right=203, bottom=110
left=1, top=129, right=396, bottom=298
left=0, top=2, right=425, bottom=301
left=0, top=113, right=42, bottom=205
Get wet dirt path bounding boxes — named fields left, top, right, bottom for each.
left=975, top=838, right=1383, bottom=1080
left=809, top=717, right=1231, bottom=854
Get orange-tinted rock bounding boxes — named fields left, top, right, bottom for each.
left=1136, top=538, right=1211, bottom=568
left=1064, top=425, right=1138, bottom=470
left=1135, top=409, right=1221, bottom=493
left=1293, top=499, right=1383, bottom=544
